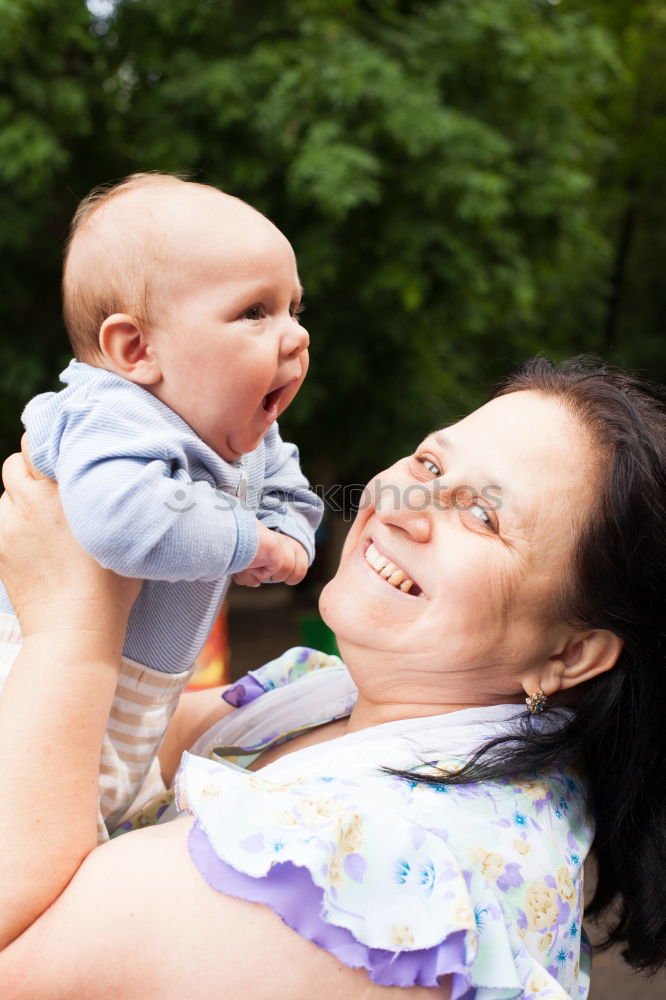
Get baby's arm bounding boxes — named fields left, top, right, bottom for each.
left=254, top=424, right=324, bottom=579
left=34, top=404, right=259, bottom=582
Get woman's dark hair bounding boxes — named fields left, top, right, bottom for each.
left=391, top=356, right=666, bottom=973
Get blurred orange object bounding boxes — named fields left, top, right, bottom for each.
left=186, top=602, right=230, bottom=690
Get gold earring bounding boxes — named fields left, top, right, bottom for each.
left=526, top=689, right=547, bottom=714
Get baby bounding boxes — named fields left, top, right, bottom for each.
left=0, top=173, right=323, bottom=837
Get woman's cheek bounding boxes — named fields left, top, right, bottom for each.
left=318, top=579, right=335, bottom=626
left=318, top=569, right=387, bottom=644
left=443, top=551, right=511, bottom=635
left=318, top=576, right=356, bottom=632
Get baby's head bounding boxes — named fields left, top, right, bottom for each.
left=63, top=173, right=309, bottom=460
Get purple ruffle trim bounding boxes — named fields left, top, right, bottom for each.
left=189, top=823, right=475, bottom=997
left=222, top=674, right=266, bottom=707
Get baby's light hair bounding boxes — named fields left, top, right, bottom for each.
left=63, top=172, right=194, bottom=362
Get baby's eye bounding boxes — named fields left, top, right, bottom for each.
left=241, top=304, right=263, bottom=321
left=290, top=301, right=305, bottom=320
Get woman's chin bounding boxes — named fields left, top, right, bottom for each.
left=318, top=574, right=385, bottom=650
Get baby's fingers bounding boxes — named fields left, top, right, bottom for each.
left=232, top=570, right=262, bottom=588
left=282, top=550, right=308, bottom=586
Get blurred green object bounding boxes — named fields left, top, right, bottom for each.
left=298, top=613, right=340, bottom=658
left=1, top=0, right=665, bottom=479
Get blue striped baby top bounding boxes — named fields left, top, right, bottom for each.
left=0, top=360, right=323, bottom=673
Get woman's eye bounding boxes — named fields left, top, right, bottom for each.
left=242, top=305, right=263, bottom=321
left=467, top=502, right=498, bottom=533
left=419, top=457, right=442, bottom=477
left=470, top=503, right=490, bottom=525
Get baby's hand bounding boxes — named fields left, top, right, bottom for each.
left=233, top=523, right=308, bottom=588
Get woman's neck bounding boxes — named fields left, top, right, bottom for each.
left=337, top=638, right=524, bottom=733
left=344, top=691, right=481, bottom=733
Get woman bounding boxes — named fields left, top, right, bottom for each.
left=0, top=357, right=663, bottom=999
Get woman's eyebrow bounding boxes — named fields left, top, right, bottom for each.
left=431, top=430, right=526, bottom=530
left=431, top=429, right=452, bottom=450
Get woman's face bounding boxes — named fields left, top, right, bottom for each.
left=319, top=390, right=599, bottom=704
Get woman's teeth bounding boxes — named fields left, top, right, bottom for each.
left=364, top=542, right=424, bottom=596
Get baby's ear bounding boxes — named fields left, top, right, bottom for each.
left=98, top=314, right=162, bottom=386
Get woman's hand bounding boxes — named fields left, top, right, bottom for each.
left=0, top=445, right=140, bottom=949
left=0, top=445, right=139, bottom=648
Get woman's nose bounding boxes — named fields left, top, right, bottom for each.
left=371, top=478, right=433, bottom=543
left=280, top=318, right=309, bottom=359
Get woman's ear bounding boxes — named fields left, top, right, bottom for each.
left=541, top=629, right=624, bottom=695
left=98, top=313, right=162, bottom=386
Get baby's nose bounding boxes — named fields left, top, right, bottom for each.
left=281, top=320, right=309, bottom=358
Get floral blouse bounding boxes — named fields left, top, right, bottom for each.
left=174, top=647, right=593, bottom=999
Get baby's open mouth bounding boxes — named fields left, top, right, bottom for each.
left=262, top=378, right=298, bottom=415
left=364, top=541, right=426, bottom=597
left=262, top=386, right=285, bottom=412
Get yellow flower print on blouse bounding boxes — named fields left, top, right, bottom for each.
left=328, top=855, right=345, bottom=887
left=336, top=812, right=365, bottom=854
left=556, top=865, right=575, bottom=902
left=454, top=904, right=474, bottom=925
left=538, top=931, right=554, bottom=952
left=518, top=779, right=551, bottom=801
left=525, top=881, right=559, bottom=931
left=527, top=971, right=550, bottom=993
left=391, top=925, right=415, bottom=948
left=202, top=783, right=221, bottom=798
left=248, top=774, right=302, bottom=794
left=512, top=838, right=531, bottom=856
left=298, top=797, right=343, bottom=827
left=468, top=847, right=505, bottom=882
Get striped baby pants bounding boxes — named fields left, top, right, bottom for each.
left=0, top=613, right=192, bottom=842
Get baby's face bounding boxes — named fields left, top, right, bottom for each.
left=148, top=191, right=309, bottom=462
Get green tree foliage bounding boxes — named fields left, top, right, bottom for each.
left=0, top=0, right=102, bottom=449
left=0, top=0, right=661, bottom=480
left=579, top=0, right=666, bottom=377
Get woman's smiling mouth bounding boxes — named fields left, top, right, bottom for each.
left=363, top=541, right=426, bottom=598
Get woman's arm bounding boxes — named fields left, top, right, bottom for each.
left=0, top=453, right=139, bottom=949
left=158, top=684, right=236, bottom=786
left=0, top=816, right=445, bottom=1000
